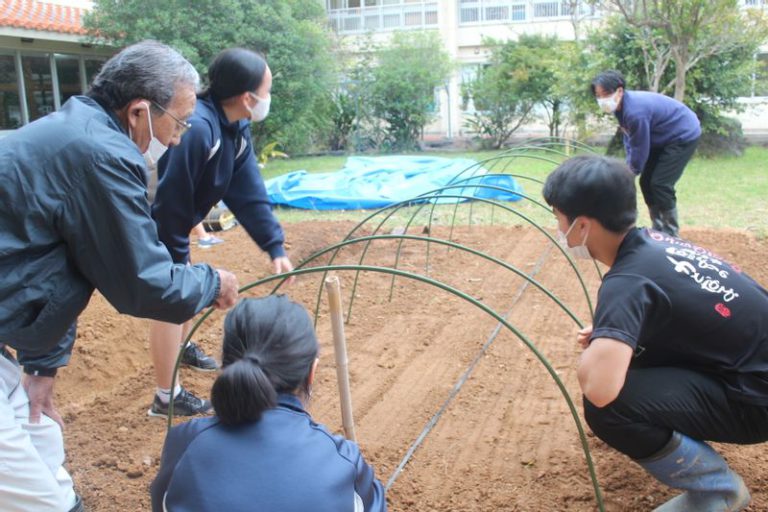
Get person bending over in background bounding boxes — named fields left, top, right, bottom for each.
left=0, top=41, right=238, bottom=512
left=543, top=155, right=768, bottom=512
left=147, top=47, right=294, bottom=418
left=151, top=295, right=386, bottom=512
left=591, top=70, right=701, bottom=237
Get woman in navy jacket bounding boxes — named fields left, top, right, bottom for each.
left=151, top=295, right=387, bottom=512
left=146, top=48, right=294, bottom=417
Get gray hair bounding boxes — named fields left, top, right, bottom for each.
left=87, top=40, right=199, bottom=110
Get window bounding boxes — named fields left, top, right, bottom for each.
left=0, top=54, right=22, bottom=129
left=364, top=13, right=381, bottom=29
left=404, top=10, right=423, bottom=25
left=485, top=6, right=510, bottom=21
left=55, top=55, right=82, bottom=106
left=511, top=4, right=526, bottom=20
left=460, top=0, right=480, bottom=23
left=426, top=85, right=441, bottom=113
left=459, top=64, right=481, bottom=112
left=754, top=53, right=768, bottom=97
left=383, top=12, right=401, bottom=27
left=533, top=1, right=559, bottom=17
left=21, top=55, right=54, bottom=122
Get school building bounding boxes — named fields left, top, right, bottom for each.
left=323, top=0, right=768, bottom=141
left=2, top=0, right=766, bottom=140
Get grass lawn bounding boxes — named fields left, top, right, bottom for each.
left=262, top=146, right=768, bottom=237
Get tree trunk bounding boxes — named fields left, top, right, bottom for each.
left=673, top=53, right=687, bottom=101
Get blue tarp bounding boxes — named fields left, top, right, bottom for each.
left=264, top=156, right=523, bottom=210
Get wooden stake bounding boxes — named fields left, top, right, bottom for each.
left=324, top=275, right=357, bottom=442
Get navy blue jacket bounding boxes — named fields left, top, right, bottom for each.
left=151, top=394, right=387, bottom=512
left=615, top=90, right=701, bottom=174
left=0, top=96, right=220, bottom=364
left=152, top=93, right=285, bottom=264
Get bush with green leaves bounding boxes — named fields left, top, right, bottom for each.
left=365, top=31, right=452, bottom=152
left=462, top=35, right=570, bottom=149
left=697, top=115, right=748, bottom=158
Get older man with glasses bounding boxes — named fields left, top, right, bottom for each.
left=0, top=41, right=239, bottom=512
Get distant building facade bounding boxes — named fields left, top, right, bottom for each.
left=324, top=0, right=768, bottom=141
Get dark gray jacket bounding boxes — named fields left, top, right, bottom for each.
left=0, top=96, right=220, bottom=365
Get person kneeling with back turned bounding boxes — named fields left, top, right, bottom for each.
left=151, top=295, right=386, bottom=512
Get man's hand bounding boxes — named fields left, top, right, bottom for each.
left=272, top=256, right=295, bottom=286
left=22, top=374, right=63, bottom=428
left=214, top=269, right=239, bottom=309
left=577, top=324, right=593, bottom=349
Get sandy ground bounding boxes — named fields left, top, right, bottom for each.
left=51, top=221, right=768, bottom=511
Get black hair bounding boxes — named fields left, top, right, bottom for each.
left=542, top=155, right=637, bottom=234
left=590, top=70, right=626, bottom=97
left=211, top=295, right=318, bottom=426
left=203, top=47, right=267, bottom=100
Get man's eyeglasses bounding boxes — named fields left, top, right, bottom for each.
left=152, top=102, right=192, bottom=136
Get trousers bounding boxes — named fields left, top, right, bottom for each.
left=583, top=367, right=768, bottom=460
left=639, top=137, right=699, bottom=212
left=0, top=347, right=76, bottom=511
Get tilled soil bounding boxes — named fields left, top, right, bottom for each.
left=54, top=221, right=768, bottom=511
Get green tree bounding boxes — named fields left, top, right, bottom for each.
left=463, top=35, right=565, bottom=149
left=463, top=63, right=534, bottom=149
left=333, top=40, right=384, bottom=152
left=604, top=0, right=768, bottom=101
left=84, top=0, right=336, bottom=153
left=366, top=31, right=451, bottom=152
left=518, top=35, right=571, bottom=138
left=587, top=14, right=762, bottom=156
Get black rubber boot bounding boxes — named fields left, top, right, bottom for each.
left=648, top=206, right=665, bottom=233
left=658, top=208, right=680, bottom=237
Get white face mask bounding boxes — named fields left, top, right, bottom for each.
left=596, top=91, right=620, bottom=114
left=557, top=219, right=591, bottom=260
left=248, top=93, right=271, bottom=122
left=141, top=103, right=168, bottom=168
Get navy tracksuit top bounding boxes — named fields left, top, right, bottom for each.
left=152, top=93, right=285, bottom=264
left=151, top=394, right=387, bottom=512
left=615, top=90, right=701, bottom=174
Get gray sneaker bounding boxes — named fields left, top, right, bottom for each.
left=148, top=387, right=212, bottom=418
left=181, top=341, right=218, bottom=372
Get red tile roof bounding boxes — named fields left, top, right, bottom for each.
left=0, top=0, right=88, bottom=35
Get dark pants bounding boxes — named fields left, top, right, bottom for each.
left=583, top=367, right=768, bottom=460
left=639, top=137, right=699, bottom=212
